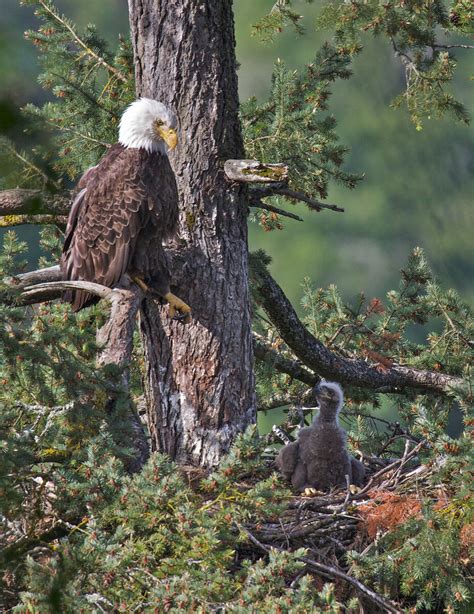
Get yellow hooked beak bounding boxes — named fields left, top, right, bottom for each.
left=155, top=124, right=178, bottom=150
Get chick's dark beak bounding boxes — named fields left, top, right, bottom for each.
left=313, top=382, right=332, bottom=402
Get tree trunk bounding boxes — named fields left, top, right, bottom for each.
left=128, top=0, right=255, bottom=466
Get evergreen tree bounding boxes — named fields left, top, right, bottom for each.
left=0, top=0, right=472, bottom=611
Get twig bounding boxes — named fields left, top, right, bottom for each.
left=354, top=441, right=425, bottom=499
left=432, top=44, right=474, bottom=50
left=251, top=184, right=344, bottom=213
left=250, top=198, right=303, bottom=222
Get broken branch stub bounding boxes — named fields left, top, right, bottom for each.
left=224, top=159, right=289, bottom=184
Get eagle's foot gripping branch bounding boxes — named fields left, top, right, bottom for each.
left=131, top=277, right=192, bottom=323
left=164, top=292, right=192, bottom=324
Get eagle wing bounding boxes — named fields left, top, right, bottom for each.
left=61, top=144, right=152, bottom=311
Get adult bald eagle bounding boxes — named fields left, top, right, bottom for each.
left=60, top=98, right=191, bottom=320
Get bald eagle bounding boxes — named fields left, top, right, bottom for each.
left=60, top=98, right=191, bottom=320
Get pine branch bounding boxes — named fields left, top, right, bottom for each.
left=2, top=265, right=150, bottom=472
left=2, top=139, right=60, bottom=190
left=20, top=280, right=113, bottom=304
left=0, top=523, right=71, bottom=566
left=251, top=263, right=464, bottom=393
left=35, top=0, right=127, bottom=83
left=253, top=335, right=317, bottom=386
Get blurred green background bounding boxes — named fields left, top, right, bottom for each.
left=1, top=0, right=473, bottom=311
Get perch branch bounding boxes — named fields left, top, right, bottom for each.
left=0, top=188, right=70, bottom=216
left=0, top=214, right=67, bottom=227
left=251, top=264, right=463, bottom=393
left=19, top=280, right=113, bottom=305
left=8, top=265, right=62, bottom=289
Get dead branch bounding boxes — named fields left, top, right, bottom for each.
left=251, top=263, right=464, bottom=394
left=0, top=214, right=67, bottom=227
left=0, top=188, right=70, bottom=216
left=20, top=280, right=113, bottom=304
left=96, top=285, right=149, bottom=473
left=224, top=159, right=288, bottom=183
left=10, top=265, right=62, bottom=288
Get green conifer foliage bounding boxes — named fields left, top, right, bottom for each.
left=255, top=0, right=472, bottom=128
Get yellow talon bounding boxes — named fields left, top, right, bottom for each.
left=164, top=292, right=192, bottom=323
left=303, top=487, right=321, bottom=497
left=131, top=278, right=191, bottom=323
left=131, top=275, right=150, bottom=293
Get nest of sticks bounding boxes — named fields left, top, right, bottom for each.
left=239, top=439, right=432, bottom=613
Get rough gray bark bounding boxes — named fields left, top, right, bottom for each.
left=128, top=0, right=255, bottom=466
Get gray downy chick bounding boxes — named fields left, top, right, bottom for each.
left=276, top=382, right=365, bottom=492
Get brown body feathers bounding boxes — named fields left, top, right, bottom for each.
left=61, top=144, right=178, bottom=311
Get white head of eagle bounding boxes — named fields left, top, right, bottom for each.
left=119, top=98, right=178, bottom=154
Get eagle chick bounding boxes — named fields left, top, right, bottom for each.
left=276, top=382, right=365, bottom=492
